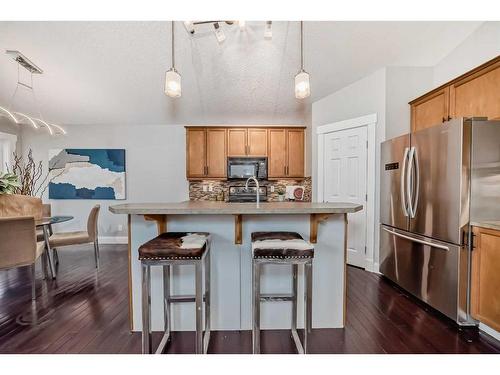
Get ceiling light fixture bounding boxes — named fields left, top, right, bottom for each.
left=0, top=106, right=19, bottom=124
left=264, top=21, right=272, bottom=39
left=294, top=21, right=311, bottom=99
left=164, top=21, right=182, bottom=98
left=34, top=118, right=54, bottom=135
left=14, top=112, right=38, bottom=128
left=0, top=50, right=66, bottom=135
left=213, top=22, right=226, bottom=43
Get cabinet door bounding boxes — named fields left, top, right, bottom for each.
left=450, top=60, right=500, bottom=121
left=227, top=128, right=247, bottom=156
left=471, top=226, right=500, bottom=332
left=268, top=129, right=287, bottom=178
left=287, top=129, right=305, bottom=177
left=247, top=128, right=268, bottom=156
left=186, top=128, right=206, bottom=178
left=411, top=87, right=449, bottom=132
left=206, top=128, right=227, bottom=178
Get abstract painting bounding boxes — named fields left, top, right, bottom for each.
left=48, top=149, right=126, bottom=199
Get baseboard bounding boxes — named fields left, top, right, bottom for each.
left=479, top=322, right=500, bottom=342
left=98, top=236, right=128, bottom=244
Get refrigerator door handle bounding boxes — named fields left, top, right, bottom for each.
left=401, top=147, right=410, bottom=217
left=406, top=147, right=415, bottom=217
left=382, top=227, right=450, bottom=251
left=412, top=147, right=420, bottom=218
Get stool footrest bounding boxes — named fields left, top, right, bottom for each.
left=260, top=293, right=294, bottom=302
left=154, top=330, right=171, bottom=354
left=291, top=328, right=305, bottom=354
left=168, top=294, right=206, bottom=303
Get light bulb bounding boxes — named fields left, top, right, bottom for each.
left=165, top=68, right=182, bottom=98
left=239, top=20, right=246, bottom=30
left=294, top=70, right=310, bottom=99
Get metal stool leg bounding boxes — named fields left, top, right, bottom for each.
left=30, top=263, right=36, bottom=301
left=141, top=263, right=152, bottom=354
left=195, top=261, right=203, bottom=354
left=203, top=250, right=211, bottom=353
left=304, top=261, right=313, bottom=354
left=252, top=260, right=261, bottom=354
left=163, top=265, right=171, bottom=336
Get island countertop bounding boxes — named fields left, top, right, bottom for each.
left=109, top=201, right=363, bottom=215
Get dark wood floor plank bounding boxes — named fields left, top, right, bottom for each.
left=0, top=244, right=499, bottom=354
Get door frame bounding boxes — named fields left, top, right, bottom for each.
left=316, top=113, right=377, bottom=271
left=0, top=132, right=17, bottom=170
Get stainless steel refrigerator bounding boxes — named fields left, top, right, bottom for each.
left=380, top=118, right=500, bottom=325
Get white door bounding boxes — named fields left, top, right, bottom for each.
left=323, top=126, right=367, bottom=268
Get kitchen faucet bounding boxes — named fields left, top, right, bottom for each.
left=245, top=176, right=260, bottom=208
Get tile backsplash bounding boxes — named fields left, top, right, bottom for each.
left=189, top=177, right=312, bottom=202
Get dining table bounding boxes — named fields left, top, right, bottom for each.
left=35, top=216, right=73, bottom=279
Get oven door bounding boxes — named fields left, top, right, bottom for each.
left=228, top=162, right=258, bottom=179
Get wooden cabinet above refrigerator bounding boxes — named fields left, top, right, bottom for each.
left=410, top=55, right=500, bottom=132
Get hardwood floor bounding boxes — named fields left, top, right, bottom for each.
left=0, top=244, right=499, bottom=354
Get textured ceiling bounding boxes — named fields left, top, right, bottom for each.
left=0, top=21, right=482, bottom=126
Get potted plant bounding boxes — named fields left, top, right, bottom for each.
left=0, top=172, right=21, bottom=195
left=0, top=149, right=44, bottom=218
left=277, top=187, right=285, bottom=202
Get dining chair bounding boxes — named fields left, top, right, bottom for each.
left=36, top=204, right=52, bottom=242
left=48, top=205, right=101, bottom=268
left=0, top=216, right=45, bottom=300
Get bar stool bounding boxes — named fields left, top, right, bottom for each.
left=139, top=232, right=211, bottom=354
left=251, top=231, right=314, bottom=354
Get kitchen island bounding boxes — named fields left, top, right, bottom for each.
left=109, top=201, right=362, bottom=332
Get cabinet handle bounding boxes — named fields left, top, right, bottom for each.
left=284, top=166, right=287, bottom=175
left=205, top=166, right=208, bottom=175
left=447, top=116, right=452, bottom=121
left=442, top=117, right=446, bottom=123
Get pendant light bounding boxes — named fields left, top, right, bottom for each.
left=0, top=50, right=65, bottom=135
left=165, top=21, right=181, bottom=98
left=295, top=21, right=310, bottom=99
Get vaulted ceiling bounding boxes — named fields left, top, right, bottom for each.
left=0, top=21, right=482, bottom=126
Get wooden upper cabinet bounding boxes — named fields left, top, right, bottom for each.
left=411, top=87, right=449, bottom=132
left=247, top=128, right=268, bottom=156
left=268, top=129, right=287, bottom=178
left=227, top=128, right=247, bottom=156
left=450, top=59, right=500, bottom=121
left=471, top=226, right=500, bottom=332
left=410, top=55, right=500, bottom=132
left=227, top=128, right=268, bottom=157
left=268, top=128, right=305, bottom=178
left=187, top=126, right=304, bottom=180
left=186, top=128, right=206, bottom=178
left=206, top=128, right=227, bottom=178
left=287, top=129, right=305, bottom=178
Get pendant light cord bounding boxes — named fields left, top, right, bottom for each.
left=171, top=21, right=175, bottom=69
left=300, top=21, right=304, bottom=71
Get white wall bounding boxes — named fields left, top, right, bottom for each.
left=433, top=22, right=500, bottom=86
left=21, top=124, right=188, bottom=240
left=385, top=66, right=434, bottom=139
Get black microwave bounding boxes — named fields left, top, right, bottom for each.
left=227, top=157, right=268, bottom=180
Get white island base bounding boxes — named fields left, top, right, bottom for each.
left=128, top=214, right=344, bottom=331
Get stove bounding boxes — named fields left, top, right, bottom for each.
left=228, top=185, right=268, bottom=203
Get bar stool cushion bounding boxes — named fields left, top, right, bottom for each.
left=139, top=232, right=209, bottom=260
left=251, top=232, right=314, bottom=259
